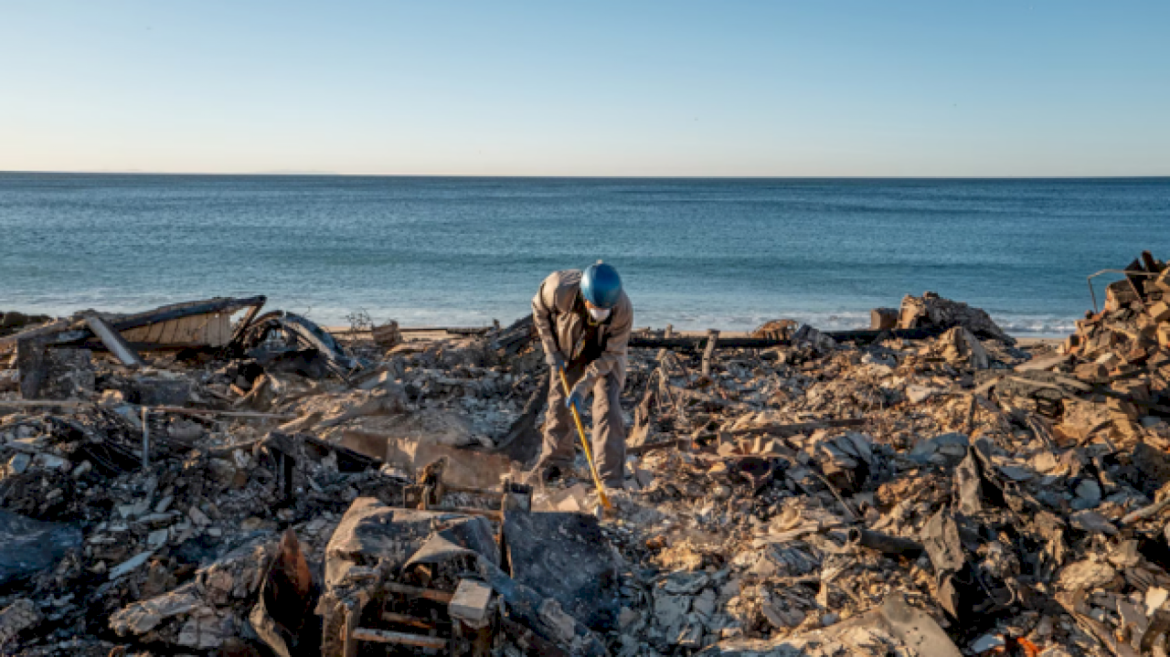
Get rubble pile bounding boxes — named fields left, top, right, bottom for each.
left=0, top=252, right=1167, bottom=655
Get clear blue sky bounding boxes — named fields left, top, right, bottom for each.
left=2, top=1, right=1167, bottom=176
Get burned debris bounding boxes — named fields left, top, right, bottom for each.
left=1, top=252, right=1169, bottom=655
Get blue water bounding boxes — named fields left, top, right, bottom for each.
left=1, top=174, right=1168, bottom=335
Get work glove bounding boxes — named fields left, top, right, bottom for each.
left=545, top=350, right=565, bottom=372
left=565, top=379, right=590, bottom=411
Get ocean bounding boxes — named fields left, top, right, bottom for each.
left=1, top=174, right=1167, bottom=336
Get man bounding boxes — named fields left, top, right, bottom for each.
left=531, top=261, right=633, bottom=489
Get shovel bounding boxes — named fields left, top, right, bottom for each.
left=558, top=365, right=613, bottom=511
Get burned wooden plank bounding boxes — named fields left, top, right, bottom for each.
left=352, top=627, right=447, bottom=650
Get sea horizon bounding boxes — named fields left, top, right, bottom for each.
left=2, top=172, right=1167, bottom=338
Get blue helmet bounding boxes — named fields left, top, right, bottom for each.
left=581, top=262, right=623, bottom=309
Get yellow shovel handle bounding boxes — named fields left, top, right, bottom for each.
left=558, top=367, right=612, bottom=510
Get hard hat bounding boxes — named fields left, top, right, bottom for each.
left=581, top=261, right=623, bottom=309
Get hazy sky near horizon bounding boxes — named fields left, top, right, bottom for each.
left=2, top=2, right=1167, bottom=177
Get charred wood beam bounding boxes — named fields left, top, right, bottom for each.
left=848, top=528, right=924, bottom=558
left=628, top=326, right=945, bottom=351
left=701, top=329, right=719, bottom=378
left=229, top=298, right=267, bottom=346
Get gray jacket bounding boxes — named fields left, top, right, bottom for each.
left=532, top=269, right=633, bottom=389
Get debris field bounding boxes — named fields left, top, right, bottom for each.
left=1, top=250, right=1169, bottom=656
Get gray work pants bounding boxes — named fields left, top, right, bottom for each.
left=536, top=363, right=626, bottom=488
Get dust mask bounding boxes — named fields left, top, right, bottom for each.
left=588, top=306, right=611, bottom=322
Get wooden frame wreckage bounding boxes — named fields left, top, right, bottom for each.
left=1, top=295, right=365, bottom=399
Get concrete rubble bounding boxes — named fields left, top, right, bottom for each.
left=0, top=251, right=1167, bottom=655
